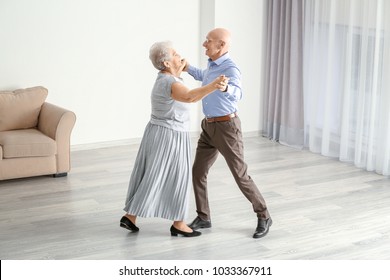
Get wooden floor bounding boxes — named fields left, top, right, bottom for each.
left=1, top=136, right=390, bottom=260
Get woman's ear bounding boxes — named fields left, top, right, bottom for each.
left=164, top=61, right=170, bottom=68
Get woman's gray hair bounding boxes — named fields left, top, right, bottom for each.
left=149, top=41, right=173, bottom=70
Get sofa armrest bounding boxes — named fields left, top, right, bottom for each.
left=38, top=102, right=76, bottom=173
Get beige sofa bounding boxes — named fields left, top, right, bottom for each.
left=0, top=86, right=76, bottom=180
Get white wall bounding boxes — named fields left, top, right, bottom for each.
left=0, top=0, right=265, bottom=147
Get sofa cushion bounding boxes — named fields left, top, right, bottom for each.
left=0, top=86, right=48, bottom=132
left=0, top=129, right=56, bottom=159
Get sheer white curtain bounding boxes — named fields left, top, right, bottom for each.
left=303, top=0, right=390, bottom=175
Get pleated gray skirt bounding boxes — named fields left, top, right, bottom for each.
left=123, top=122, right=192, bottom=221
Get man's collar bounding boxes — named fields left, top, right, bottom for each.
left=208, top=52, right=230, bottom=66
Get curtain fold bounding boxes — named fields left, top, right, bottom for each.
left=262, top=0, right=305, bottom=149
left=263, top=0, right=390, bottom=176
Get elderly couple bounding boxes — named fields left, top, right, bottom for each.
left=120, top=28, right=272, bottom=239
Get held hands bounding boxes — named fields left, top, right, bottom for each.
left=213, top=75, right=229, bottom=92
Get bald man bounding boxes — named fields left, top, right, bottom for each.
left=183, top=28, right=272, bottom=239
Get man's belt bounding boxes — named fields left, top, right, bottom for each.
left=206, top=113, right=237, bottom=123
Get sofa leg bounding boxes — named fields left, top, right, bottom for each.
left=53, top=173, right=68, bottom=178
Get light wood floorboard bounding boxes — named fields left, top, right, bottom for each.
left=1, top=136, right=390, bottom=260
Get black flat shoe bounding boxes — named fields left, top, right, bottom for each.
left=188, top=216, right=212, bottom=230
left=253, top=218, right=272, bottom=239
left=120, top=216, right=139, bottom=232
left=170, top=225, right=201, bottom=237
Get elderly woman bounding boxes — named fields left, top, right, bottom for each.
left=120, top=41, right=228, bottom=237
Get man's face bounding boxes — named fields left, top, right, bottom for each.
left=202, top=32, right=223, bottom=61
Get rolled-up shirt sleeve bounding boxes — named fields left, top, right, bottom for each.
left=223, top=66, right=242, bottom=101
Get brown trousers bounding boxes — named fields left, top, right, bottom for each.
left=192, top=116, right=270, bottom=220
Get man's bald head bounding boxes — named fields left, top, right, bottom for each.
left=203, top=28, right=232, bottom=61
left=209, top=28, right=231, bottom=48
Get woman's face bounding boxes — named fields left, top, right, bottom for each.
left=166, top=48, right=183, bottom=71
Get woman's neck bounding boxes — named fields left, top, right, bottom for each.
left=161, top=70, right=180, bottom=77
